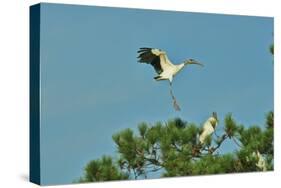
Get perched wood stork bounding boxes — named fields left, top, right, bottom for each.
left=199, top=112, right=218, bottom=144
left=137, top=47, right=203, bottom=111
left=252, top=151, right=267, bottom=171
left=137, top=48, right=203, bottom=84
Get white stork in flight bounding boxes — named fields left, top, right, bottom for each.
left=137, top=47, right=203, bottom=111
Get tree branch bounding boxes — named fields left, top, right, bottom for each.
left=209, top=134, right=228, bottom=154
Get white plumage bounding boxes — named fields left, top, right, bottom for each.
left=137, top=47, right=203, bottom=111
left=137, top=47, right=203, bottom=84
left=253, top=151, right=267, bottom=171
left=199, top=112, right=218, bottom=144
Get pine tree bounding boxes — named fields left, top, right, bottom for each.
left=78, top=112, right=273, bottom=182
left=78, top=156, right=129, bottom=182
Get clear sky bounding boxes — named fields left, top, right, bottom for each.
left=39, top=3, right=273, bottom=185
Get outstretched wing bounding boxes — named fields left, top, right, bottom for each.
left=137, top=48, right=163, bottom=74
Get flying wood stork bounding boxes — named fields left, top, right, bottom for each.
left=137, top=47, right=203, bottom=111
left=199, top=112, right=218, bottom=144
left=137, top=48, right=203, bottom=84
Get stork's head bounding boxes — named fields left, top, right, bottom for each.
left=184, top=59, right=204, bottom=67
left=212, top=112, right=218, bottom=121
left=210, top=112, right=218, bottom=128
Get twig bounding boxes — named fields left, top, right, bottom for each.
left=209, top=134, right=228, bottom=154
left=133, top=169, right=138, bottom=179
left=214, top=129, right=219, bottom=137
left=145, top=166, right=163, bottom=173
left=172, top=142, right=182, bottom=152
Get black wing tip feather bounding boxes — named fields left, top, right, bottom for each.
left=139, top=47, right=152, bottom=50
left=137, top=47, right=152, bottom=53
left=136, top=47, right=163, bottom=74
left=137, top=47, right=154, bottom=62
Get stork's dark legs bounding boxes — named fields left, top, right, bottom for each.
left=169, top=81, right=181, bottom=111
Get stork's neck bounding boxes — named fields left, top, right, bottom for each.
left=184, top=61, right=190, bottom=66
left=159, top=55, right=167, bottom=64
left=178, top=63, right=185, bottom=70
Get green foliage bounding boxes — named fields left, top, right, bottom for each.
left=234, top=112, right=274, bottom=172
left=224, top=114, right=238, bottom=138
left=138, top=122, right=148, bottom=138
left=79, top=156, right=128, bottom=182
left=237, top=112, right=273, bottom=156
left=190, top=154, right=237, bottom=175
left=266, top=111, right=273, bottom=128
left=79, top=112, right=274, bottom=182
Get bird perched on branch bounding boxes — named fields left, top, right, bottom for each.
left=137, top=47, right=203, bottom=111
left=199, top=112, right=219, bottom=144
left=253, top=150, right=267, bottom=171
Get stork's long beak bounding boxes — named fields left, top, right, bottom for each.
left=189, top=60, right=204, bottom=67
left=184, top=60, right=204, bottom=67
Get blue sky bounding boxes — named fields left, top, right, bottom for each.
left=39, top=3, right=273, bottom=185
